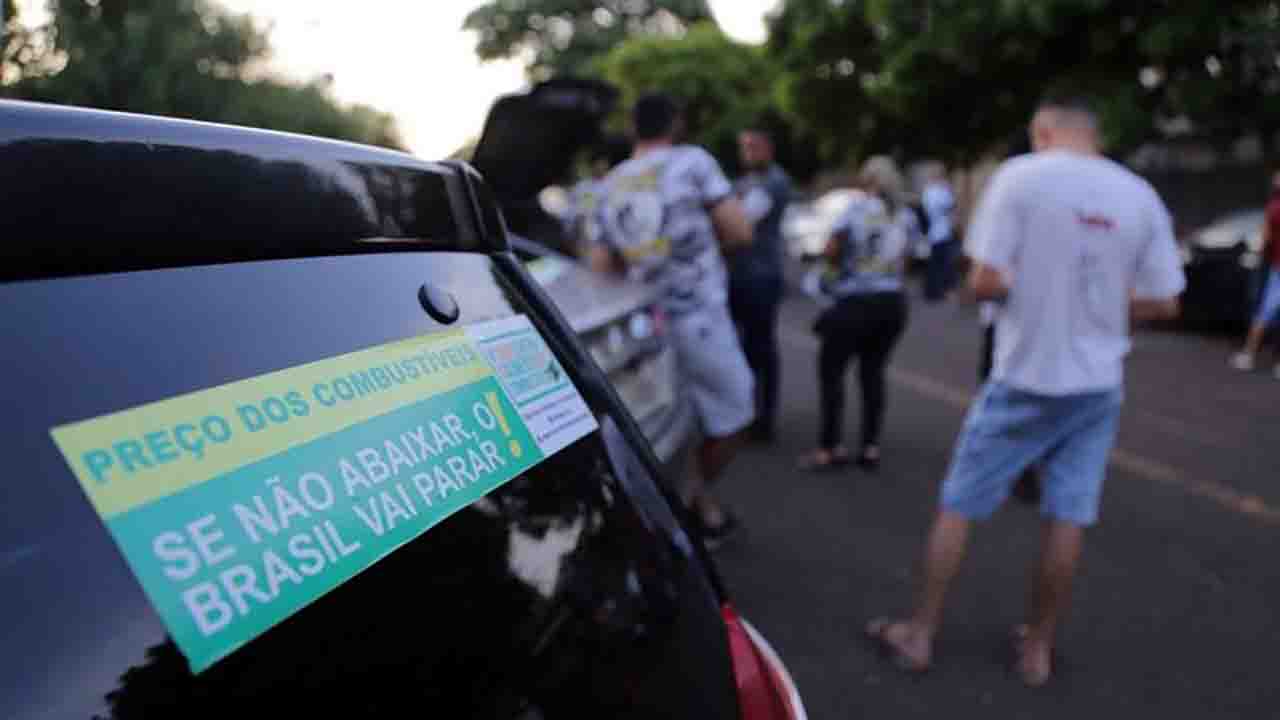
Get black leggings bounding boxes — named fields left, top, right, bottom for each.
left=815, top=292, right=908, bottom=450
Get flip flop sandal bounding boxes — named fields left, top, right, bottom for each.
left=865, top=617, right=931, bottom=673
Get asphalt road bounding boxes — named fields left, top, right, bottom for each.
left=712, top=274, right=1280, bottom=719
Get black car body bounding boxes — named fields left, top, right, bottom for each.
left=1181, top=208, right=1270, bottom=333
left=0, top=102, right=803, bottom=720
left=471, top=76, right=619, bottom=256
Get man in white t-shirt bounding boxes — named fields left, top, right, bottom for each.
left=867, top=95, right=1185, bottom=686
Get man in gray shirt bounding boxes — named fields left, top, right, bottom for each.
left=591, top=93, right=755, bottom=548
left=729, top=129, right=793, bottom=442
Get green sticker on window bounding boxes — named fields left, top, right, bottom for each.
left=50, top=316, right=597, bottom=673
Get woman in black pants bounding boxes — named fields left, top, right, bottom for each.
left=800, top=158, right=910, bottom=470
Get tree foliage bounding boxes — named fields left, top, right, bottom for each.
left=464, top=0, right=714, bottom=81
left=861, top=0, right=1280, bottom=160
left=474, top=0, right=1280, bottom=170
left=770, top=0, right=1280, bottom=167
left=765, top=0, right=884, bottom=168
left=594, top=22, right=776, bottom=169
left=3, top=0, right=402, bottom=149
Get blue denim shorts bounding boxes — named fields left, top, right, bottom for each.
left=1255, top=269, right=1280, bottom=327
left=940, top=382, right=1123, bottom=527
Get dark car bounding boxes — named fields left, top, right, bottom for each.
left=0, top=101, right=805, bottom=720
left=1181, top=208, right=1269, bottom=332
left=470, top=76, right=619, bottom=256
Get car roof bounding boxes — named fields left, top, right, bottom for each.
left=0, top=101, right=507, bottom=282
left=1205, top=208, right=1264, bottom=228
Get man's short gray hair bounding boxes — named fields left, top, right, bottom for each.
left=1035, top=93, right=1099, bottom=132
left=859, top=155, right=905, bottom=199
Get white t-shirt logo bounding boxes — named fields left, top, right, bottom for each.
left=1075, top=210, right=1116, bottom=232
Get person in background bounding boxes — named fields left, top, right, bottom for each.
left=899, top=190, right=928, bottom=262
left=592, top=92, right=755, bottom=548
left=922, top=163, right=958, bottom=302
left=866, top=95, right=1184, bottom=687
left=729, top=128, right=793, bottom=443
left=564, top=134, right=632, bottom=258
left=798, top=156, right=910, bottom=471
left=1229, top=170, right=1280, bottom=378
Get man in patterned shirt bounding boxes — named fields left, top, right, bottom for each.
left=591, top=92, right=754, bottom=548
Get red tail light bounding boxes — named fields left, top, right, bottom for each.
left=722, top=604, right=805, bottom=720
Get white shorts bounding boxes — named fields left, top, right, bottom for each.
left=669, top=305, right=756, bottom=439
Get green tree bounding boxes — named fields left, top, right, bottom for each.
left=464, top=0, right=715, bottom=81
left=769, top=0, right=1280, bottom=166
left=4, top=0, right=403, bottom=149
left=594, top=21, right=776, bottom=170
left=765, top=0, right=885, bottom=169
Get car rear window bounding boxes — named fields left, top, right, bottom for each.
left=0, top=250, right=702, bottom=719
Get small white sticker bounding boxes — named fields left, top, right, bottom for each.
left=468, top=315, right=599, bottom=457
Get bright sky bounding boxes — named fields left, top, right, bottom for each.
left=14, top=0, right=774, bottom=157
left=218, top=0, right=775, bottom=158
left=15, top=1, right=775, bottom=157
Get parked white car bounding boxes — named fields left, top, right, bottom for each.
left=782, top=189, right=866, bottom=260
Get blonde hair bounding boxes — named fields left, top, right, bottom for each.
left=858, top=155, right=904, bottom=204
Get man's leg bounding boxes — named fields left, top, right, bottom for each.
left=1018, top=388, right=1121, bottom=685
left=866, top=510, right=971, bottom=668
left=941, top=238, right=958, bottom=296
left=870, top=383, right=1044, bottom=670
left=916, top=509, right=972, bottom=632
left=691, top=430, right=747, bottom=526
left=675, top=304, right=757, bottom=535
left=730, top=278, right=783, bottom=439
left=924, top=244, right=943, bottom=301
left=755, top=286, right=783, bottom=438
left=1017, top=520, right=1084, bottom=685
left=1237, top=321, right=1267, bottom=359
left=1234, top=270, right=1280, bottom=368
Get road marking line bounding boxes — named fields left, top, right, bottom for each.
left=1130, top=408, right=1238, bottom=451
left=778, top=327, right=1280, bottom=525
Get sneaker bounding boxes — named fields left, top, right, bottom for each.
left=1230, top=352, right=1255, bottom=371
left=699, top=511, right=740, bottom=551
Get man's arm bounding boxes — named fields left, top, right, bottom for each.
left=710, top=196, right=753, bottom=252
left=1131, top=296, right=1179, bottom=322
left=964, top=163, right=1020, bottom=300
left=968, top=261, right=1010, bottom=302
left=1130, top=191, right=1187, bottom=324
left=588, top=243, right=623, bottom=276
